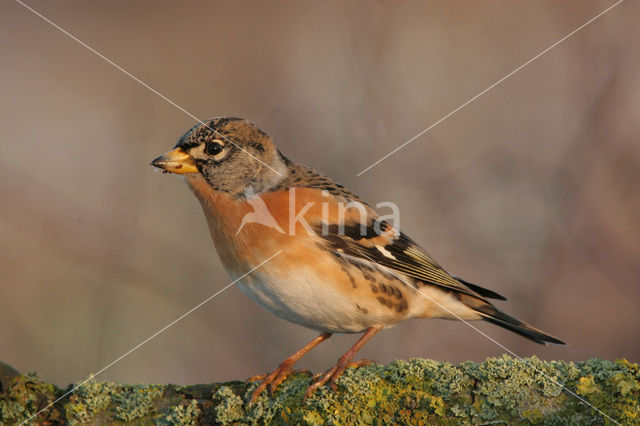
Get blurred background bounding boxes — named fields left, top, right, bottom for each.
left=1, top=0, right=639, bottom=388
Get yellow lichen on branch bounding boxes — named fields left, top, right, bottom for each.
left=1, top=356, right=638, bottom=424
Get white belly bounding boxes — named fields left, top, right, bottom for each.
left=227, top=265, right=372, bottom=333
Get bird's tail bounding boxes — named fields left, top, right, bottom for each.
left=460, top=294, right=566, bottom=345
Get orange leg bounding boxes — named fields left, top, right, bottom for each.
left=304, top=326, right=381, bottom=399
left=250, top=332, right=332, bottom=403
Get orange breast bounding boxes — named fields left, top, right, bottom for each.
left=183, top=174, right=378, bottom=275
left=183, top=174, right=419, bottom=332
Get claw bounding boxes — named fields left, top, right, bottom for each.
left=346, top=359, right=372, bottom=369
left=303, top=359, right=374, bottom=399
left=269, top=363, right=294, bottom=393
left=249, top=332, right=333, bottom=405
left=297, top=368, right=313, bottom=377
left=250, top=330, right=380, bottom=403
left=248, top=374, right=266, bottom=382
left=303, top=327, right=381, bottom=401
left=250, top=362, right=293, bottom=404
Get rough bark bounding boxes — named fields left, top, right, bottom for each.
left=1, top=356, right=638, bottom=425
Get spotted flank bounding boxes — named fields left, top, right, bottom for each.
left=314, top=218, right=563, bottom=345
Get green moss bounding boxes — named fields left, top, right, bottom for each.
left=578, top=375, right=600, bottom=395
left=111, top=384, right=164, bottom=422
left=62, top=376, right=165, bottom=424
left=164, top=399, right=201, bottom=425
left=1, top=357, right=639, bottom=424
left=65, top=376, right=116, bottom=424
left=212, top=386, right=246, bottom=424
left=294, top=361, right=452, bottom=425
left=0, top=372, right=62, bottom=424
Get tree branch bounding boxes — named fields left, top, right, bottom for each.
left=1, top=356, right=638, bottom=424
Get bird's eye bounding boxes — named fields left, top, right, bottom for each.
left=206, top=141, right=224, bottom=156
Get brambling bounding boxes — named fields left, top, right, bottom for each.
left=151, top=117, right=565, bottom=401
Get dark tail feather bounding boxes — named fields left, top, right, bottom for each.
left=475, top=304, right=566, bottom=345
left=453, top=276, right=507, bottom=301
left=457, top=294, right=566, bottom=345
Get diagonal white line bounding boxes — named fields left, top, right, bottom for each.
left=12, top=0, right=622, bottom=422
left=397, top=275, right=620, bottom=424
left=356, top=0, right=625, bottom=176
left=14, top=0, right=283, bottom=177
left=19, top=250, right=284, bottom=425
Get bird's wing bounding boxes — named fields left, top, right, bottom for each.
left=318, top=220, right=503, bottom=301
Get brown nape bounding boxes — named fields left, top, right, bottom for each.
left=271, top=160, right=363, bottom=201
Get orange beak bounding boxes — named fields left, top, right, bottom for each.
left=150, top=148, right=198, bottom=174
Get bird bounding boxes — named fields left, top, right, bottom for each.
left=150, top=117, right=565, bottom=402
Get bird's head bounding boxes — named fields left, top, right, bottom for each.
left=151, top=117, right=287, bottom=197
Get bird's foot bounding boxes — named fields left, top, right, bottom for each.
left=248, top=373, right=266, bottom=382
left=303, top=358, right=372, bottom=400
left=250, top=363, right=312, bottom=404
